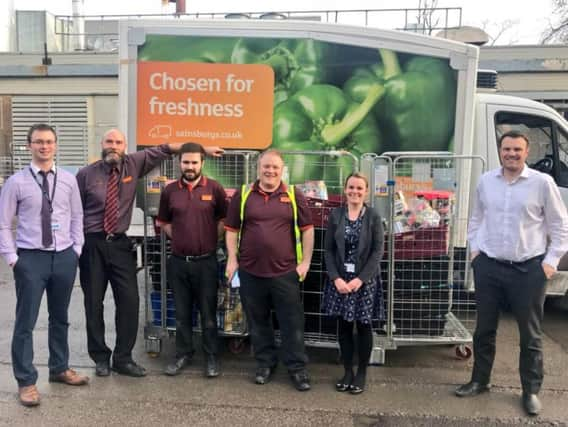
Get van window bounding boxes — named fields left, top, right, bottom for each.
left=495, top=112, right=553, bottom=172
left=557, top=127, right=568, bottom=186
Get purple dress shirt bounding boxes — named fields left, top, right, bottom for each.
left=76, top=145, right=172, bottom=234
left=0, top=163, right=84, bottom=265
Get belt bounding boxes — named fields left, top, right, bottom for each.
left=173, top=251, right=216, bottom=262
left=86, top=232, right=126, bottom=242
left=482, top=252, right=544, bottom=267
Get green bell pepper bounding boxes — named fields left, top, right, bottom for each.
left=273, top=84, right=384, bottom=148
left=138, top=35, right=236, bottom=63
left=343, top=49, right=457, bottom=152
left=322, top=105, right=382, bottom=188
left=271, top=84, right=384, bottom=183
left=231, top=39, right=331, bottom=105
left=274, top=140, right=324, bottom=184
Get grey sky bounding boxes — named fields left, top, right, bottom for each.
left=13, top=0, right=555, bottom=45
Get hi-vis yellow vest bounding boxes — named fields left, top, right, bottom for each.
left=239, top=184, right=303, bottom=265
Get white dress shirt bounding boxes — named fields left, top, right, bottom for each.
left=468, top=165, right=568, bottom=269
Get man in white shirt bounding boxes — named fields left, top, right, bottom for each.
left=455, top=130, right=568, bottom=416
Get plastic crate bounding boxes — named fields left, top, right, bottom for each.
left=392, top=313, right=447, bottom=336
left=150, top=290, right=174, bottom=311
left=384, top=225, right=449, bottom=259
left=150, top=291, right=176, bottom=327
left=152, top=316, right=176, bottom=328
left=306, top=195, right=343, bottom=228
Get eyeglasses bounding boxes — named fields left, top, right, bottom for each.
left=31, top=140, right=56, bottom=145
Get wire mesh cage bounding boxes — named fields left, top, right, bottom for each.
left=373, top=154, right=484, bottom=351
left=143, top=151, right=259, bottom=354
left=272, top=150, right=359, bottom=347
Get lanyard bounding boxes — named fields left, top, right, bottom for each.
left=29, top=167, right=57, bottom=213
left=346, top=205, right=366, bottom=221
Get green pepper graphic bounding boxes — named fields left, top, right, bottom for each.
left=138, top=35, right=236, bottom=63
left=344, top=49, right=456, bottom=152
left=231, top=39, right=331, bottom=105
left=271, top=84, right=383, bottom=183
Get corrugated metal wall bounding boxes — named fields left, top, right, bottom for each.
left=11, top=96, right=88, bottom=168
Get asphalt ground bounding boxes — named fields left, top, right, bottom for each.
left=0, top=265, right=566, bottom=426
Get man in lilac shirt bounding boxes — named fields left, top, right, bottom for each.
left=0, top=124, right=88, bottom=407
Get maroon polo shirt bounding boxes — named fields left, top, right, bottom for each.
left=157, top=176, right=227, bottom=256
left=225, top=181, right=313, bottom=278
left=77, top=145, right=172, bottom=234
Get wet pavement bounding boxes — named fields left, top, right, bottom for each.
left=0, top=265, right=566, bottom=426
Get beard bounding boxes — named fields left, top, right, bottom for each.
left=102, top=148, right=124, bottom=166
left=182, top=169, right=201, bottom=183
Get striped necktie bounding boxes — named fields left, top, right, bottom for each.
left=103, top=167, right=119, bottom=234
left=39, top=171, right=53, bottom=247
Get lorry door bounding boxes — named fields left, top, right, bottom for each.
left=485, top=105, right=568, bottom=207
left=485, top=105, right=568, bottom=286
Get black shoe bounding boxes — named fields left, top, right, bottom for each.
left=164, top=355, right=192, bottom=376
left=95, top=361, right=110, bottom=377
left=455, top=381, right=490, bottom=397
left=349, top=371, right=366, bottom=395
left=335, top=370, right=354, bottom=392
left=255, top=366, right=276, bottom=385
left=205, top=355, right=219, bottom=378
left=522, top=393, right=542, bottom=416
left=112, top=361, right=147, bottom=378
left=290, top=371, right=311, bottom=392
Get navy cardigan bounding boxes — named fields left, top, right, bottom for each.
left=324, top=204, right=384, bottom=283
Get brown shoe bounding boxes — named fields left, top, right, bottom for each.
left=18, top=385, right=40, bottom=407
left=49, top=369, right=90, bottom=386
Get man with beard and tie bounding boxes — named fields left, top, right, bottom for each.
left=76, top=129, right=223, bottom=378
left=156, top=143, right=227, bottom=378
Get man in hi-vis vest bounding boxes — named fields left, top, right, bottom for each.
left=225, top=149, right=314, bottom=391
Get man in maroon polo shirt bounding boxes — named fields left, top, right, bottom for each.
left=225, top=149, right=314, bottom=391
left=157, top=143, right=227, bottom=378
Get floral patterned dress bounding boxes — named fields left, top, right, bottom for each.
left=322, top=212, right=384, bottom=324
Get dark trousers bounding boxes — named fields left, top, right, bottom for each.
left=239, top=269, right=308, bottom=373
left=12, top=247, right=78, bottom=387
left=79, top=234, right=138, bottom=365
left=167, top=255, right=219, bottom=357
left=471, top=252, right=547, bottom=394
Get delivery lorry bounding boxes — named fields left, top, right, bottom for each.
left=118, top=19, right=568, bottom=315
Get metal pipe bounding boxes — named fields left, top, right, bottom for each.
left=72, top=0, right=85, bottom=50
left=176, top=0, right=186, bottom=15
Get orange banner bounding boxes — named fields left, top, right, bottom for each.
left=395, top=176, right=433, bottom=200
left=137, top=61, right=274, bottom=148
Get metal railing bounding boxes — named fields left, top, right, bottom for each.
left=52, top=7, right=462, bottom=53
left=0, top=156, right=22, bottom=187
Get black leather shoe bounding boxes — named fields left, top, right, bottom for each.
left=335, top=370, right=354, bottom=392
left=455, top=381, right=490, bottom=397
left=112, top=361, right=147, bottom=378
left=522, top=393, right=542, bottom=416
left=290, top=371, right=311, bottom=392
left=349, top=371, right=366, bottom=395
left=164, top=355, right=192, bottom=376
left=205, top=355, right=219, bottom=378
left=95, top=361, right=110, bottom=377
left=255, top=366, right=275, bottom=385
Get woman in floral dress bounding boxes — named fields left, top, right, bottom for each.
left=323, top=173, right=384, bottom=394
